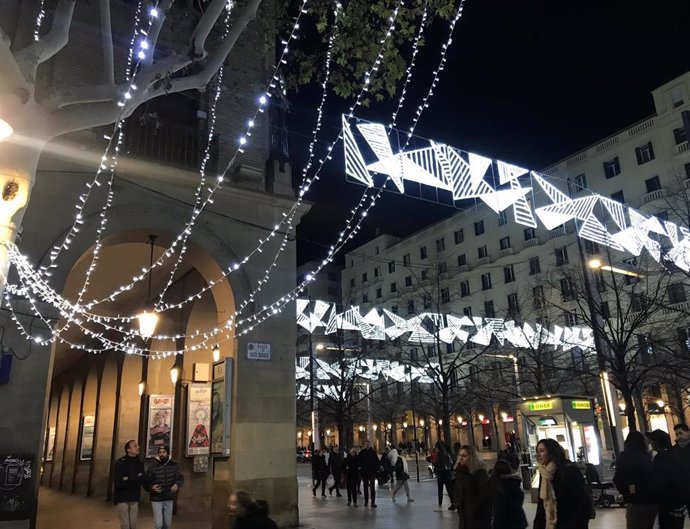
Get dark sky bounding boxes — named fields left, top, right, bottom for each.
left=289, top=0, right=690, bottom=265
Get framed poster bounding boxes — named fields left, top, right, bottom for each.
left=186, top=384, right=211, bottom=456
left=211, top=358, right=233, bottom=456
left=147, top=395, right=174, bottom=458
left=45, top=427, right=56, bottom=462
left=79, top=416, right=95, bottom=460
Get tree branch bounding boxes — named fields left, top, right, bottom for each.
left=191, top=0, right=228, bottom=58
left=14, top=0, right=76, bottom=83
left=0, top=27, right=28, bottom=94
left=99, top=0, right=114, bottom=85
left=146, top=0, right=176, bottom=66
left=44, top=83, right=122, bottom=111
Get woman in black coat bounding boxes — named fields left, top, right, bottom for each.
left=533, top=438, right=591, bottom=529
left=454, top=444, right=492, bottom=529
left=490, top=459, right=527, bottom=529
left=311, top=449, right=329, bottom=497
left=344, top=448, right=361, bottom=506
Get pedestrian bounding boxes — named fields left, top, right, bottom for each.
left=433, top=441, right=456, bottom=511
left=647, top=429, right=690, bottom=529
left=389, top=448, right=414, bottom=503
left=311, top=448, right=329, bottom=497
left=613, top=430, right=657, bottom=529
left=358, top=440, right=379, bottom=508
left=454, top=444, right=491, bottom=529
left=344, top=447, right=360, bottom=507
left=113, top=439, right=145, bottom=529
left=228, top=490, right=278, bottom=529
left=145, top=445, right=184, bottom=529
left=533, top=438, right=591, bottom=529
left=328, top=445, right=344, bottom=497
left=490, top=459, right=527, bottom=529
left=673, top=423, right=690, bottom=521
left=380, top=448, right=395, bottom=487
left=503, top=444, right=520, bottom=472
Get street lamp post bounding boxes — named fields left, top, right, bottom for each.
left=308, top=330, right=324, bottom=451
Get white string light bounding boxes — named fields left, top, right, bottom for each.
left=33, top=0, right=46, bottom=41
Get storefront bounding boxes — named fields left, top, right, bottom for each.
left=519, top=395, right=601, bottom=467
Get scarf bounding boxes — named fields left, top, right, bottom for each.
left=538, top=462, right=558, bottom=529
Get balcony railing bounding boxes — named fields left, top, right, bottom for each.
left=523, top=238, right=540, bottom=249
left=642, top=189, right=664, bottom=205
left=496, top=248, right=513, bottom=259
left=123, top=119, right=219, bottom=172
left=663, top=301, right=690, bottom=315
left=675, top=141, right=690, bottom=155
left=549, top=227, right=567, bottom=239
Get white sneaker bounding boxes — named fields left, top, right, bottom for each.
left=433, top=506, right=443, bottom=512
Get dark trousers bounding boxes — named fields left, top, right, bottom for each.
left=329, top=473, right=342, bottom=496
left=659, top=506, right=686, bottom=529
left=361, top=474, right=376, bottom=504
left=346, top=478, right=359, bottom=504
left=436, top=470, right=454, bottom=506
left=313, top=478, right=327, bottom=496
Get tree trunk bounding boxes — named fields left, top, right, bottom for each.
left=441, top=386, right=452, bottom=442
left=622, top=391, right=637, bottom=433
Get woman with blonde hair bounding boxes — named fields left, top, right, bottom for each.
left=454, top=445, right=491, bottom=529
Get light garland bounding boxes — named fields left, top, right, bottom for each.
left=33, top=0, right=46, bottom=41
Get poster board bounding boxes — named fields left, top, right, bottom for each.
left=45, top=427, right=56, bottom=462
left=147, top=395, right=174, bottom=458
left=186, top=384, right=211, bottom=456
left=80, top=416, right=95, bottom=460
left=211, top=358, right=233, bottom=456
left=0, top=453, right=34, bottom=521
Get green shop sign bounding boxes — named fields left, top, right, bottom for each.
left=527, top=400, right=553, bottom=411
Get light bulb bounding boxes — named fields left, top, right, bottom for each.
left=212, top=345, right=220, bottom=363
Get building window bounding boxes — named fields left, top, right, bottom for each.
left=388, top=261, right=396, bottom=273
left=594, top=269, right=606, bottom=292
left=600, top=301, right=611, bottom=319
left=460, top=281, right=470, bottom=297
left=374, top=266, right=381, bottom=278
left=403, top=254, right=411, bottom=266
left=498, top=210, right=508, bottom=226
left=390, top=282, right=397, bottom=293
left=645, top=175, right=661, bottom=193
left=423, top=294, right=432, bottom=309
left=420, top=246, right=427, bottom=260
left=438, top=262, right=447, bottom=274
left=407, top=299, right=415, bottom=314
left=436, top=237, right=446, bottom=252
left=674, top=127, right=687, bottom=145
left=507, top=293, right=519, bottom=314
left=405, top=276, right=412, bottom=287
left=499, top=236, right=511, bottom=250
left=362, top=293, right=369, bottom=303
left=421, top=269, right=429, bottom=281
left=584, top=240, right=599, bottom=255
left=474, top=220, right=485, bottom=236
left=441, top=288, right=451, bottom=304
left=524, top=228, right=536, bottom=241
left=457, top=254, right=467, bottom=266
left=504, top=265, right=515, bottom=283
left=454, top=229, right=464, bottom=244
left=668, top=283, right=687, bottom=304
left=555, top=247, right=568, bottom=266
left=678, top=328, right=690, bottom=354
left=611, top=190, right=625, bottom=203
left=376, top=288, right=382, bottom=299
left=560, top=278, right=574, bottom=301
left=349, top=278, right=355, bottom=287
left=463, top=307, right=473, bottom=318
left=603, top=157, right=621, bottom=179
left=574, top=174, right=587, bottom=192
left=635, top=142, right=655, bottom=165
left=564, top=310, right=579, bottom=326
left=631, top=293, right=646, bottom=312
left=478, top=245, right=488, bottom=259
left=481, top=273, right=492, bottom=290
left=533, top=286, right=545, bottom=309
left=529, top=256, right=541, bottom=275
left=391, top=305, right=399, bottom=314
left=484, top=300, right=495, bottom=318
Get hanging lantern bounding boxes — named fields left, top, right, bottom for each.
left=137, top=310, right=159, bottom=339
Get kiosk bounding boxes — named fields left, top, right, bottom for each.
left=519, top=395, right=600, bottom=467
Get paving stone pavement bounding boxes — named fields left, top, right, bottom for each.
left=37, top=463, right=627, bottom=529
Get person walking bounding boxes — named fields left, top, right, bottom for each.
left=228, top=490, right=278, bottom=529
left=613, top=430, right=657, bottom=529
left=433, top=441, right=456, bottom=511
left=673, top=424, right=690, bottom=523
left=489, top=459, right=527, bottom=529
left=328, top=445, right=344, bottom=497
left=454, top=444, right=491, bottom=529
left=145, top=446, right=184, bottom=529
left=647, top=429, right=690, bottom=529
left=113, top=439, right=145, bottom=529
left=533, top=438, right=591, bottom=529
left=344, top=447, right=360, bottom=507
left=389, top=448, right=413, bottom=503
left=358, top=440, right=379, bottom=508
left=311, top=448, right=329, bottom=497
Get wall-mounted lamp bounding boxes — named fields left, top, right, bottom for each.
left=402, top=421, right=408, bottom=429
left=170, top=365, right=181, bottom=385
left=138, top=380, right=146, bottom=397
left=212, top=344, right=220, bottom=363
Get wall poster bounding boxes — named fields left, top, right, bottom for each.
left=0, top=453, right=34, bottom=521
left=147, top=395, right=174, bottom=458
left=211, top=358, right=233, bottom=456
left=79, top=416, right=95, bottom=460
left=45, top=427, right=56, bottom=462
left=186, top=384, right=211, bottom=456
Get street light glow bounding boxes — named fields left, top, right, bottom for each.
left=0, top=118, right=13, bottom=141
left=588, top=258, right=602, bottom=269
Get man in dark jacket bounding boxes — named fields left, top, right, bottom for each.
left=674, top=423, right=690, bottom=522
left=328, top=445, right=344, bottom=497
left=145, top=445, right=184, bottom=529
left=113, top=439, right=145, bottom=529
left=648, top=429, right=689, bottom=529
left=358, top=441, right=379, bottom=508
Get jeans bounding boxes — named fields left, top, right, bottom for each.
left=625, top=503, right=657, bottom=529
left=361, top=474, right=376, bottom=505
left=329, top=473, right=342, bottom=496
left=313, top=478, right=327, bottom=496
left=346, top=477, right=359, bottom=504
left=391, top=479, right=410, bottom=500
left=151, top=500, right=173, bottom=529
left=115, top=502, right=139, bottom=529
left=436, top=470, right=454, bottom=506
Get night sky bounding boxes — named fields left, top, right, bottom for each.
left=289, top=0, right=690, bottom=265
